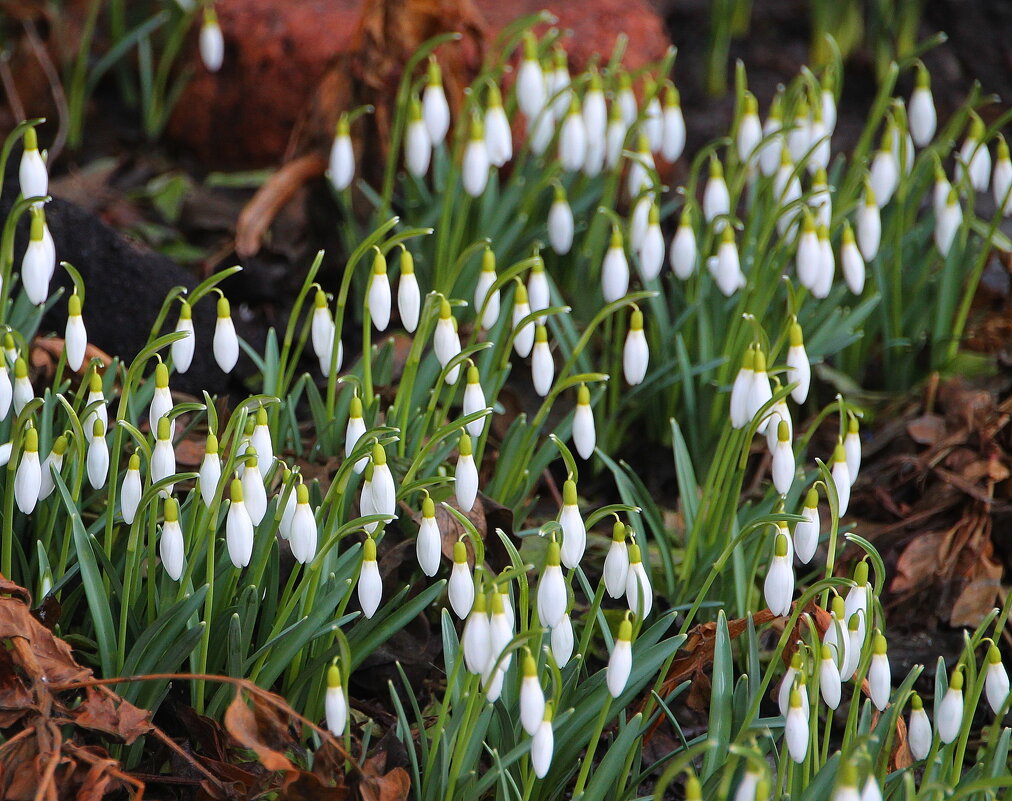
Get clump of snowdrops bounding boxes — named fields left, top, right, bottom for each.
left=3, top=14, right=1012, bottom=800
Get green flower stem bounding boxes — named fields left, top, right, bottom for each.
left=572, top=695, right=612, bottom=799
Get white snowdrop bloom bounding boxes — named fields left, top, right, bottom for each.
left=415, top=495, right=441, bottom=577
left=433, top=298, right=462, bottom=383
left=841, top=222, right=865, bottom=295
left=15, top=428, right=42, bottom=514
left=38, top=434, right=68, bottom=502
left=531, top=326, right=554, bottom=398
left=199, top=8, right=224, bottom=72
left=623, top=308, right=649, bottom=386
left=537, top=541, right=567, bottom=627
left=779, top=653, right=803, bottom=717
left=397, top=248, right=421, bottom=333
left=367, top=249, right=391, bottom=331
left=857, top=183, right=881, bottom=261
left=642, top=81, right=663, bottom=154
left=0, top=364, right=11, bottom=421
left=474, top=247, right=500, bottom=330
left=328, top=116, right=354, bottom=191
left=909, top=67, right=936, bottom=147
left=703, top=158, right=730, bottom=229
left=771, top=420, right=795, bottom=495
left=547, top=187, right=574, bottom=255
left=87, top=419, right=109, bottom=490
left=199, top=433, right=222, bottom=507
left=669, top=207, right=697, bottom=280
left=661, top=82, right=686, bottom=162
left=833, top=764, right=862, bottom=801
left=405, top=98, right=432, bottom=178
left=422, top=59, right=450, bottom=147
left=529, top=108, right=556, bottom=156
left=630, top=194, right=651, bottom=252
left=993, top=136, right=1012, bottom=215
left=149, top=362, right=174, bottom=441
left=861, top=777, right=883, bottom=801
left=583, top=123, right=606, bottom=177
left=747, top=349, right=773, bottom=433
left=251, top=407, right=274, bottom=478
left=18, top=126, right=47, bottom=202
left=869, top=127, right=898, bottom=207
left=213, top=296, right=239, bottom=373
left=831, top=442, right=851, bottom=516
left=278, top=472, right=297, bottom=541
left=583, top=69, right=607, bottom=147
left=626, top=541, right=653, bottom=617
left=605, top=103, right=627, bottom=170
left=455, top=433, right=479, bottom=512
left=604, top=520, right=630, bottom=598
left=822, top=80, right=837, bottom=134
left=935, top=186, right=962, bottom=257
left=607, top=618, right=634, bottom=697
left=774, top=149, right=803, bottom=236
left=80, top=371, right=108, bottom=441
left=461, top=593, right=491, bottom=675
left=484, top=83, right=513, bottom=168
left=345, top=395, right=368, bottom=473
left=531, top=707, right=554, bottom=778
left=841, top=613, right=863, bottom=681
left=368, top=444, right=397, bottom=524
left=359, top=468, right=375, bottom=531
left=311, top=292, right=340, bottom=376
left=737, top=92, right=762, bottom=166
left=785, top=686, right=809, bottom=763
left=448, top=541, right=474, bottom=619
left=289, top=484, right=318, bottom=564
left=810, top=167, right=832, bottom=229
left=824, top=596, right=850, bottom=674
left=358, top=537, right=382, bottom=618
left=151, top=418, right=177, bottom=496
left=819, top=643, right=842, bottom=709
left=520, top=652, right=546, bottom=736
left=65, top=294, right=87, bottom=372
left=908, top=694, right=932, bottom=759
left=764, top=399, right=792, bottom=454
left=712, top=227, right=746, bottom=296
left=784, top=322, right=811, bottom=404
left=462, top=364, right=488, bottom=438
left=551, top=614, right=574, bottom=668
left=729, top=348, right=756, bottom=429
left=462, top=115, right=491, bottom=197
left=894, top=116, right=914, bottom=179
left=638, top=204, right=665, bottom=282
left=868, top=633, right=891, bottom=711
left=794, top=487, right=820, bottom=563
left=159, top=498, right=185, bottom=581
left=547, top=49, right=571, bottom=120
left=843, top=417, right=862, bottom=486
left=813, top=223, right=834, bottom=299
left=958, top=115, right=990, bottom=193
left=985, top=644, right=1010, bottom=715
left=617, top=72, right=637, bottom=129
left=22, top=208, right=55, bottom=306
left=325, top=664, right=347, bottom=736
left=118, top=452, right=142, bottom=524
left=559, top=98, right=587, bottom=172
left=786, top=100, right=811, bottom=164
left=511, top=283, right=535, bottom=358
left=795, top=212, right=820, bottom=292
left=808, top=114, right=830, bottom=173
left=573, top=384, right=596, bottom=460
left=627, top=133, right=655, bottom=200
left=172, top=300, right=195, bottom=374
left=488, top=588, right=513, bottom=670
left=241, top=449, right=267, bottom=525
left=938, top=670, right=964, bottom=744
left=527, top=257, right=550, bottom=323
left=601, top=227, right=630, bottom=303
left=516, top=33, right=546, bottom=120
left=759, top=98, right=784, bottom=177
left=559, top=480, right=586, bottom=569
left=764, top=533, right=794, bottom=616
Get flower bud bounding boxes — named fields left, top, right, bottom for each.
left=328, top=115, right=355, bottom=191
left=226, top=477, right=253, bottom=567
left=937, top=668, right=964, bottom=744
left=623, top=308, right=649, bottom=386
left=573, top=384, right=596, bottom=461
left=19, top=126, right=47, bottom=202
left=712, top=227, right=746, bottom=296
left=434, top=298, right=462, bottom=383
left=793, top=487, right=820, bottom=563
left=151, top=416, right=177, bottom=496
left=520, top=652, right=546, bottom=735
left=868, top=632, right=891, bottom=710
left=669, top=207, right=697, bottom=280
left=448, top=540, right=474, bottom=619
left=462, top=365, right=487, bottom=438
left=367, top=250, right=391, bottom=332
left=325, top=663, right=347, bottom=735
left=551, top=613, right=574, bottom=668
left=531, top=325, right=554, bottom=397
left=405, top=96, right=431, bottom=178
left=12, top=357, right=33, bottom=417
left=559, top=480, right=586, bottom=568
left=607, top=618, right=633, bottom=697
left=702, top=157, right=729, bottom=229
left=345, top=395, right=367, bottom=474
left=547, top=185, right=574, bottom=255
left=985, top=644, right=1009, bottom=715
left=462, top=113, right=490, bottom=197
left=909, top=64, right=936, bottom=147
left=422, top=58, right=450, bottom=146
left=661, top=82, right=686, bottom=162
left=908, top=693, right=931, bottom=759
left=626, top=541, right=652, bottom=617
left=475, top=248, right=500, bottom=330
left=358, top=537, right=382, bottom=618
left=462, top=591, right=491, bottom=675
left=485, top=82, right=512, bottom=168
left=602, top=226, right=630, bottom=303
left=512, top=283, right=534, bottom=358
left=15, top=428, right=42, bottom=513
left=831, top=442, right=851, bottom=516
left=213, top=296, right=239, bottom=373
left=531, top=703, right=554, bottom=778
left=604, top=520, right=629, bottom=598
left=160, top=497, right=185, bottom=580
left=785, top=684, right=809, bottom=762
left=764, top=532, right=794, bottom=616
left=516, top=33, right=546, bottom=120
left=416, top=495, right=441, bottom=577
left=87, top=419, right=109, bottom=490
left=958, top=114, right=990, bottom=193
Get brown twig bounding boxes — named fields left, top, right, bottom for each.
left=0, top=52, right=26, bottom=123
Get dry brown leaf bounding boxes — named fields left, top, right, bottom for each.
left=906, top=414, right=947, bottom=445
left=890, top=531, right=945, bottom=594
left=950, top=548, right=1003, bottom=627
left=73, top=686, right=152, bottom=746
left=224, top=691, right=296, bottom=773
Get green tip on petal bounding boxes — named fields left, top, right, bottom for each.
left=23, top=428, right=38, bottom=452
left=350, top=395, right=363, bottom=418
left=482, top=247, right=496, bottom=273
left=256, top=407, right=268, bottom=426
left=29, top=208, right=44, bottom=241
left=52, top=434, right=68, bottom=456
left=427, top=57, right=442, bottom=86
left=969, top=114, right=985, bottom=139
left=89, top=370, right=102, bottom=391
left=373, top=250, right=387, bottom=275
left=873, top=632, right=887, bottom=655
left=709, top=156, right=723, bottom=178
left=630, top=309, right=644, bottom=331
left=833, top=442, right=847, bottom=464
left=789, top=686, right=802, bottom=708
left=363, top=537, right=377, bottom=561
left=821, top=643, right=834, bottom=660
left=628, top=541, right=642, bottom=564
left=453, top=540, right=467, bottom=564
left=989, top=644, right=1002, bottom=665
left=23, top=126, right=38, bottom=151
left=400, top=248, right=415, bottom=276
left=648, top=204, right=660, bottom=225
left=774, top=532, right=788, bottom=557
left=553, top=183, right=567, bottom=203
left=439, top=297, right=452, bottom=319
left=180, top=299, right=192, bottom=320
left=998, top=135, right=1010, bottom=161
left=741, top=347, right=755, bottom=371
left=459, top=432, right=473, bottom=456
left=685, top=775, right=702, bottom=801
left=296, top=483, right=309, bottom=504
left=950, top=669, right=964, bottom=691
left=753, top=349, right=767, bottom=373
left=612, top=519, right=626, bottom=542
left=164, top=497, right=179, bottom=523
left=743, top=91, right=757, bottom=115
left=372, top=443, right=386, bottom=466
left=802, top=209, right=816, bottom=232
left=490, top=589, right=505, bottom=614
left=230, top=477, right=243, bottom=502
left=469, top=113, right=484, bottom=140
left=665, top=82, right=681, bottom=107
left=854, top=559, right=868, bottom=585
left=577, top=383, right=590, bottom=405
left=805, top=487, right=819, bottom=508
left=546, top=540, right=561, bottom=566
left=466, top=364, right=480, bottom=385
left=92, top=419, right=105, bottom=438
left=789, top=322, right=804, bottom=347
left=838, top=761, right=858, bottom=788
left=563, top=479, right=577, bottom=506
left=206, top=433, right=218, bottom=455
left=842, top=221, right=855, bottom=244
left=514, top=281, right=529, bottom=304
left=778, top=420, right=790, bottom=443
left=848, top=613, right=861, bottom=632
left=523, top=651, right=537, bottom=677
left=473, top=591, right=487, bottom=613
left=534, top=324, right=548, bottom=343
left=157, top=416, right=171, bottom=440
left=911, top=692, right=923, bottom=710
left=522, top=30, right=537, bottom=60
left=217, top=296, right=230, bottom=318
left=128, top=452, right=140, bottom=470
left=609, top=226, right=623, bottom=249
left=422, top=495, right=435, bottom=518
left=832, top=595, right=845, bottom=617
left=68, top=294, right=82, bottom=316
left=790, top=651, right=802, bottom=669
left=327, top=663, right=342, bottom=688
left=618, top=618, right=633, bottom=642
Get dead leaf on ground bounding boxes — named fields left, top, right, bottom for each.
left=224, top=691, right=297, bottom=772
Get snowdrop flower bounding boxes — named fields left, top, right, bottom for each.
left=958, top=114, right=990, bottom=193
left=771, top=420, right=795, bottom=495
left=932, top=160, right=951, bottom=219
left=547, top=48, right=571, bottom=120
left=38, top=433, right=67, bottom=502
left=661, top=81, right=686, bottom=162
left=423, top=58, right=450, bottom=147
left=869, top=126, right=898, bottom=207
left=531, top=326, right=554, bottom=397
left=159, top=497, right=185, bottom=581
left=328, top=115, right=354, bottom=191
left=810, top=167, right=832, bottom=229
left=311, top=291, right=340, bottom=376
left=832, top=763, right=861, bottom=801
left=764, top=532, right=794, bottom=616
left=151, top=417, right=177, bottom=496
left=415, top=495, right=441, bottom=577
left=462, top=114, right=491, bottom=197
left=843, top=417, right=862, bottom=485
left=277, top=471, right=298, bottom=541
left=787, top=97, right=811, bottom=164
left=199, top=433, right=221, bottom=507
left=601, top=226, right=630, bottom=303
left=841, top=222, right=865, bottom=295
left=475, top=247, right=500, bottom=330
left=488, top=586, right=513, bottom=670
left=241, top=449, right=267, bottom=525
left=759, top=95, right=784, bottom=177
left=0, top=361, right=11, bottom=421
left=22, top=207, right=55, bottom=305
left=405, top=96, right=431, bottom=178
left=733, top=769, right=762, bottom=801
left=736, top=92, right=762, bottom=168
left=641, top=78, right=663, bottom=154
left=868, top=632, right=891, bottom=710
left=938, top=669, right=964, bottom=744
left=559, top=480, right=586, bottom=568
left=794, top=487, right=820, bottom=563
left=15, top=428, right=42, bottom=514
left=626, top=540, right=652, bottom=617
left=516, top=33, right=546, bottom=120
left=607, top=617, right=633, bottom=697
left=120, top=453, right=142, bottom=524
left=604, top=520, right=629, bottom=598
left=703, top=157, right=730, bottom=230
left=821, top=74, right=837, bottom=134
left=448, top=540, right=474, bottom=619
left=527, top=257, right=550, bottom=323
left=908, top=694, right=932, bottom=759
left=617, top=71, right=637, bottom=130
left=861, top=776, right=883, bottom=801
left=984, top=644, right=1009, bottom=715
left=148, top=362, right=174, bottom=441
left=605, top=98, right=627, bottom=170
left=531, top=704, right=554, bottom=778
left=785, top=685, right=809, bottom=763
left=455, top=433, right=479, bottom=511
left=520, top=652, right=546, bottom=735
left=199, top=7, right=224, bottom=72
left=813, top=222, right=834, bottom=299
left=627, top=133, right=654, bottom=199
left=397, top=248, right=420, bottom=333
left=764, top=396, right=792, bottom=453
left=367, top=249, right=391, bottom=331
left=358, top=537, right=382, bottom=618
left=325, top=663, right=347, bottom=735
left=529, top=104, right=556, bottom=157
left=831, top=441, right=851, bottom=516
left=824, top=595, right=850, bottom=673
left=251, top=406, right=274, bottom=478
left=359, top=464, right=375, bottom=528
left=623, top=308, right=649, bottom=386
left=669, top=207, right=697, bottom=280
left=213, top=295, right=239, bottom=373
left=784, top=321, right=811, bottom=404
left=64, top=294, right=87, bottom=372
left=461, top=365, right=488, bottom=438
left=547, top=185, right=574, bottom=255
left=461, top=591, right=491, bottom=675
left=87, top=420, right=109, bottom=490
left=909, top=64, right=936, bottom=147
left=171, top=300, right=195, bottom=374
left=730, top=347, right=756, bottom=429
left=289, top=484, right=318, bottom=564
left=993, top=136, right=1012, bottom=215
left=748, top=348, right=773, bottom=433
left=368, top=443, right=396, bottom=525
left=434, top=298, right=462, bottom=383
left=774, top=148, right=803, bottom=236
left=485, top=83, right=513, bottom=168
left=512, top=283, right=534, bottom=358
left=551, top=613, right=574, bottom=667
left=583, top=67, right=607, bottom=143
left=713, top=226, right=746, bottom=296
left=638, top=204, right=664, bottom=282
left=779, top=652, right=803, bottom=716
left=857, top=181, right=881, bottom=261
left=841, top=612, right=863, bottom=681
left=572, top=383, right=596, bottom=461
left=935, top=186, right=962, bottom=257
left=807, top=104, right=830, bottom=174
left=795, top=212, right=819, bottom=291
left=344, top=395, right=368, bottom=473
left=537, top=540, right=567, bottom=628
left=19, top=126, right=47, bottom=202
left=559, top=97, right=587, bottom=172
left=816, top=642, right=842, bottom=710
